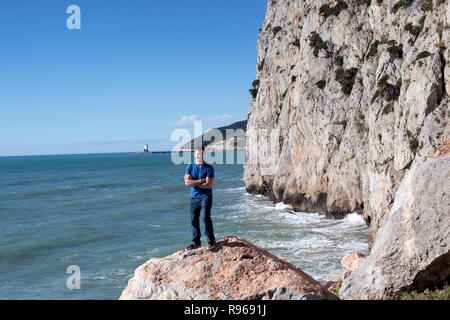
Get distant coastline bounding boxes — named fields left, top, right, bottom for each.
left=135, top=151, right=172, bottom=154
left=136, top=149, right=245, bottom=154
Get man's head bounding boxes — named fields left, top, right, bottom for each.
left=194, top=145, right=205, bottom=164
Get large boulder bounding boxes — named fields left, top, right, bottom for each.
left=339, top=156, right=450, bottom=299
left=120, top=236, right=338, bottom=300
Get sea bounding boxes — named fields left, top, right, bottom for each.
left=0, top=151, right=369, bottom=299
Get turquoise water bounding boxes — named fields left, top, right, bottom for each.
left=0, top=152, right=368, bottom=299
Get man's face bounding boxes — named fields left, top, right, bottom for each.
left=194, top=149, right=203, bottom=163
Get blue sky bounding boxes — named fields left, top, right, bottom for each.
left=0, top=0, right=267, bottom=156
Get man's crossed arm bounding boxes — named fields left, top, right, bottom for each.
left=184, top=175, right=215, bottom=189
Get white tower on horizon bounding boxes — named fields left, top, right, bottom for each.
left=144, top=144, right=149, bottom=152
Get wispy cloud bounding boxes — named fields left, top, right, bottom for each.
left=203, top=114, right=233, bottom=121
left=169, top=114, right=240, bottom=127
left=174, top=114, right=200, bottom=125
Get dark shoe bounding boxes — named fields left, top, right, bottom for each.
left=186, top=243, right=201, bottom=250
left=208, top=240, right=216, bottom=249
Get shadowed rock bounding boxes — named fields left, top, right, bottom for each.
left=120, top=236, right=338, bottom=300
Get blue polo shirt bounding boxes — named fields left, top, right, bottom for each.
left=185, top=162, right=215, bottom=198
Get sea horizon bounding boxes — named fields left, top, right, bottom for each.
left=0, top=150, right=196, bottom=158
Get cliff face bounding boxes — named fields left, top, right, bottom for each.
left=244, top=0, right=450, bottom=246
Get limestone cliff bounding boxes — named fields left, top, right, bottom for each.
left=244, top=0, right=450, bottom=247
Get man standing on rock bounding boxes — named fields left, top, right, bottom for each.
left=184, top=145, right=216, bottom=250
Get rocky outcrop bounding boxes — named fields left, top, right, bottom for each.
left=244, top=0, right=450, bottom=247
left=339, top=156, right=450, bottom=299
left=119, top=236, right=338, bottom=300
left=341, top=252, right=367, bottom=272
left=429, top=137, right=450, bottom=158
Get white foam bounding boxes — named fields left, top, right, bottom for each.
left=254, top=236, right=335, bottom=255
left=343, top=212, right=366, bottom=225
left=60, top=186, right=76, bottom=190
left=220, top=186, right=246, bottom=192
left=274, top=202, right=292, bottom=210
left=212, top=188, right=370, bottom=283
left=276, top=210, right=325, bottom=225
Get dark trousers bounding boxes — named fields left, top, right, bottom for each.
left=190, top=194, right=215, bottom=245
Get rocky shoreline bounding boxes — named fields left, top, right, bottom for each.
left=120, top=140, right=449, bottom=300
left=120, top=0, right=449, bottom=300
